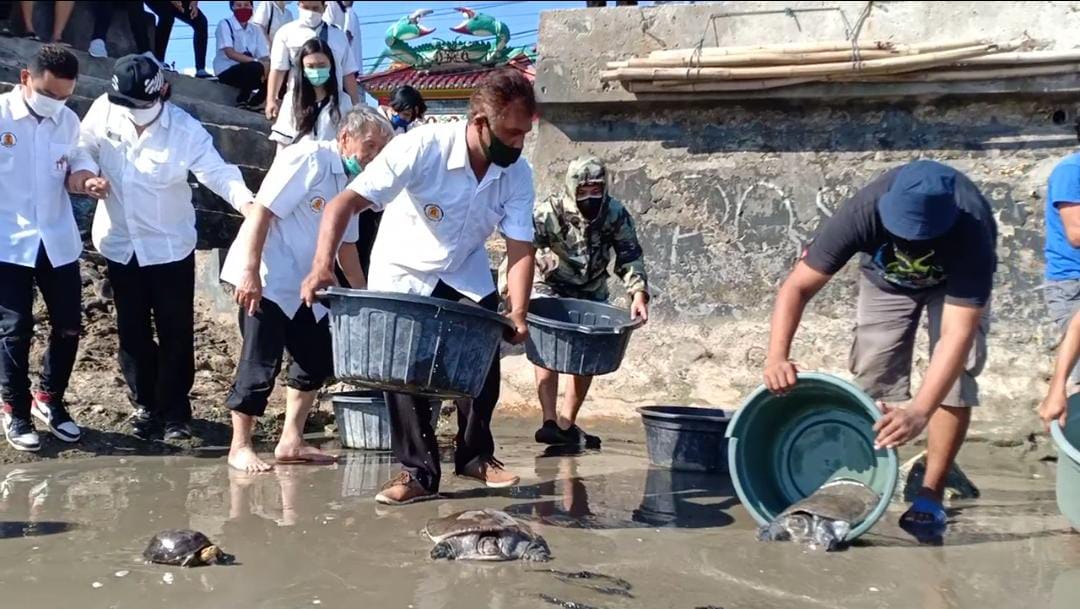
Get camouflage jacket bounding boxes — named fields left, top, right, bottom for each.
left=530, top=193, right=649, bottom=302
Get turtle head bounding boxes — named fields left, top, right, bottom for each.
left=521, top=536, right=552, bottom=562
left=477, top=534, right=503, bottom=557
left=199, top=545, right=235, bottom=566
left=430, top=541, right=457, bottom=560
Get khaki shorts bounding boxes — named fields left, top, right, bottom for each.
left=849, top=276, right=990, bottom=408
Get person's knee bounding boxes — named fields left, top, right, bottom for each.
left=0, top=315, right=33, bottom=340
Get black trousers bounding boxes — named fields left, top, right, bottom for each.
left=386, top=282, right=501, bottom=492
left=217, top=61, right=266, bottom=104
left=145, top=0, right=207, bottom=70
left=91, top=1, right=151, bottom=54
left=106, top=253, right=195, bottom=424
left=226, top=299, right=333, bottom=417
left=0, top=247, right=81, bottom=419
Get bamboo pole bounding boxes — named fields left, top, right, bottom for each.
left=601, top=41, right=1022, bottom=82
left=952, top=49, right=1080, bottom=66
left=645, top=39, right=989, bottom=60
left=618, top=49, right=902, bottom=68
left=839, top=62, right=1080, bottom=82
left=626, top=78, right=819, bottom=93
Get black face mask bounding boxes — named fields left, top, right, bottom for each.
left=577, top=196, right=605, bottom=220
left=482, top=120, right=523, bottom=168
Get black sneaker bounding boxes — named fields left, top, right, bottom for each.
left=128, top=407, right=158, bottom=439
left=164, top=422, right=192, bottom=441
left=534, top=420, right=566, bottom=445
left=565, top=425, right=602, bottom=449
left=31, top=391, right=81, bottom=443
left=2, top=406, right=41, bottom=452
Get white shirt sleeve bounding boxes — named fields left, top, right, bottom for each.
left=187, top=123, right=254, bottom=210
left=338, top=29, right=359, bottom=76
left=323, top=2, right=345, bottom=28
left=215, top=19, right=234, bottom=52
left=346, top=133, right=423, bottom=211
left=68, top=95, right=106, bottom=175
left=499, top=163, right=536, bottom=243
left=269, top=25, right=291, bottom=71
left=258, top=148, right=310, bottom=218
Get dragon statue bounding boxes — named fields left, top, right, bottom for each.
left=371, top=7, right=536, bottom=72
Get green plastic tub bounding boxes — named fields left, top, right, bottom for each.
left=726, top=372, right=899, bottom=540
left=1050, top=395, right=1080, bottom=531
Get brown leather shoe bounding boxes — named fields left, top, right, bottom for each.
left=457, top=458, right=520, bottom=489
left=374, top=472, right=438, bottom=505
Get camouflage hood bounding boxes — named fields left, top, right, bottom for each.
left=563, top=156, right=609, bottom=221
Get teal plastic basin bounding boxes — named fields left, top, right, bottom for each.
left=1050, top=395, right=1080, bottom=531
left=726, top=372, right=899, bottom=540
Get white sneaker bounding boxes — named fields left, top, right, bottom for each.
left=2, top=408, right=41, bottom=453
left=88, top=38, right=107, bottom=58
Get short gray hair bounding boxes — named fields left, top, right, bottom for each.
left=340, top=105, right=394, bottom=141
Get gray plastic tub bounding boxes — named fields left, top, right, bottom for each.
left=638, top=406, right=732, bottom=472
left=525, top=297, right=643, bottom=376
left=332, top=391, right=441, bottom=451
left=320, top=288, right=512, bottom=399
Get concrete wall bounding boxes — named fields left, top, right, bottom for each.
left=520, top=1, right=1080, bottom=442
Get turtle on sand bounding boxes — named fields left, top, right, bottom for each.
left=143, top=529, right=235, bottom=567
left=757, top=478, right=880, bottom=552
left=424, top=508, right=551, bottom=561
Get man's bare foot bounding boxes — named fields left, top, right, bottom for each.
left=229, top=445, right=273, bottom=473
left=274, top=440, right=338, bottom=464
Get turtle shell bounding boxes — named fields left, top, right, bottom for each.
left=779, top=478, right=880, bottom=524
left=143, top=529, right=214, bottom=565
left=424, top=509, right=531, bottom=543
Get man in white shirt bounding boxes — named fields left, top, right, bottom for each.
left=323, top=0, right=362, bottom=77
left=214, top=1, right=272, bottom=109
left=68, top=55, right=256, bottom=442
left=300, top=69, right=538, bottom=505
left=265, top=0, right=360, bottom=147
left=221, top=107, right=393, bottom=473
left=0, top=46, right=101, bottom=453
left=251, top=0, right=294, bottom=50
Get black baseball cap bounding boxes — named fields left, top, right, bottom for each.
left=108, top=54, right=165, bottom=108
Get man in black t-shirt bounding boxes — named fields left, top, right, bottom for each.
left=763, top=160, right=997, bottom=534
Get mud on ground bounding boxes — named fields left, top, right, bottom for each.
left=1, top=258, right=333, bottom=465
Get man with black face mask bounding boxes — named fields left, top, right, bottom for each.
left=300, top=68, right=537, bottom=505
left=500, top=155, right=650, bottom=448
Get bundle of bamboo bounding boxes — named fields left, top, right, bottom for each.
left=601, top=38, right=1079, bottom=93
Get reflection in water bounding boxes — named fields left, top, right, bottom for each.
left=0, top=520, right=75, bottom=538
left=633, top=467, right=736, bottom=529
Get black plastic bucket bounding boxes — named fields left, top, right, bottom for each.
left=320, top=288, right=513, bottom=399
left=525, top=297, right=643, bottom=376
left=638, top=406, right=732, bottom=472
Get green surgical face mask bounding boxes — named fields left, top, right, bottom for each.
left=304, top=66, right=331, bottom=87
left=342, top=155, right=362, bottom=177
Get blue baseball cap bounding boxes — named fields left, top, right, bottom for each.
left=877, top=160, right=961, bottom=241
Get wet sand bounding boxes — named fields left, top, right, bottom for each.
left=0, top=423, right=1076, bottom=609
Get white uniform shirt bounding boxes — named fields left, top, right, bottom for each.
left=269, top=21, right=358, bottom=144
left=347, top=122, right=535, bottom=301
left=324, top=1, right=363, bottom=76
left=220, top=139, right=359, bottom=320
left=0, top=87, right=89, bottom=268
left=251, top=1, right=294, bottom=46
left=294, top=95, right=353, bottom=144
left=73, top=95, right=254, bottom=267
left=213, top=15, right=270, bottom=76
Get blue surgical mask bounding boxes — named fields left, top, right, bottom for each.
left=390, top=114, right=411, bottom=131
left=342, top=155, right=362, bottom=177
left=304, top=66, right=331, bottom=87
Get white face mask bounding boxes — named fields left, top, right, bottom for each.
left=123, top=101, right=162, bottom=127
left=24, top=88, right=66, bottom=119
left=298, top=8, right=323, bottom=28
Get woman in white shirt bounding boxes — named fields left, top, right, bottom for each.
left=213, top=1, right=272, bottom=108
left=286, top=38, right=352, bottom=146
left=378, top=85, right=427, bottom=136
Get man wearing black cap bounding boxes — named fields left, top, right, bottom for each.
left=68, top=55, right=256, bottom=442
left=762, top=160, right=997, bottom=535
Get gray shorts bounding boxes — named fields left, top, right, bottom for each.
left=1044, top=278, right=1080, bottom=384
left=849, top=276, right=990, bottom=408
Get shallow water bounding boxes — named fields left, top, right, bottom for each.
left=0, top=426, right=1077, bottom=609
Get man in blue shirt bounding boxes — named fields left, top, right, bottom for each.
left=1044, top=154, right=1080, bottom=396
